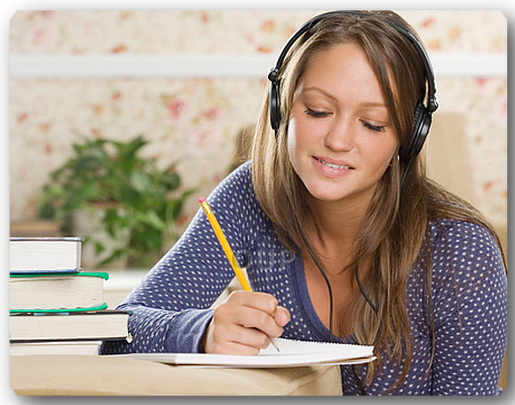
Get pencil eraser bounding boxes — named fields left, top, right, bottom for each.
left=198, top=197, right=206, bottom=203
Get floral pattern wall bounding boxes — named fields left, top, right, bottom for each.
left=10, top=11, right=507, bottom=231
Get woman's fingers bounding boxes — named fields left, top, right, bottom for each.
left=274, top=305, right=291, bottom=327
left=216, top=304, right=280, bottom=339
left=208, top=322, right=271, bottom=355
left=202, top=290, right=290, bottom=355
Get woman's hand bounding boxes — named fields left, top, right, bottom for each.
left=200, top=290, right=290, bottom=355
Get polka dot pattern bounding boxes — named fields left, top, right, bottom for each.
left=100, top=162, right=507, bottom=395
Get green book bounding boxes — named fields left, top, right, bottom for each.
left=10, top=272, right=109, bottom=313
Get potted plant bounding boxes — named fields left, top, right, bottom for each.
left=38, top=134, right=195, bottom=268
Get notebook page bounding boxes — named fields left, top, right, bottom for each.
left=112, top=338, right=375, bottom=368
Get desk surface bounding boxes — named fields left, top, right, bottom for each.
left=10, top=354, right=343, bottom=396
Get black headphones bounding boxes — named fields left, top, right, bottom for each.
left=268, top=10, right=439, bottom=164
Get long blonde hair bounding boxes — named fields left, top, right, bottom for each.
left=251, top=11, right=505, bottom=388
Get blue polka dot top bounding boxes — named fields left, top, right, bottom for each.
left=100, top=162, right=507, bottom=395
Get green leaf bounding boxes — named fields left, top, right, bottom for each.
left=141, top=210, right=166, bottom=230
left=162, top=171, right=181, bottom=190
left=129, top=170, right=151, bottom=193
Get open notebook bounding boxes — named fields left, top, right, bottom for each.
left=110, top=338, right=375, bottom=368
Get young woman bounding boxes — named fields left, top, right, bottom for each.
left=101, top=11, right=507, bottom=395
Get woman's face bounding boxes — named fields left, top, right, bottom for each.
left=288, top=43, right=399, bottom=206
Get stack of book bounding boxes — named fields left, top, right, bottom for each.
left=9, top=237, right=131, bottom=355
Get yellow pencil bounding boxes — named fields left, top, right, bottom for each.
left=199, top=197, right=280, bottom=352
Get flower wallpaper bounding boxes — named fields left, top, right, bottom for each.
left=10, top=11, right=507, bottom=231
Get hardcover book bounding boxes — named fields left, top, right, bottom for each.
left=9, top=272, right=108, bottom=312
left=9, top=310, right=131, bottom=343
left=10, top=237, right=83, bottom=273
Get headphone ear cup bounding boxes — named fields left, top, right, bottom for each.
left=269, top=79, right=282, bottom=131
left=400, top=103, right=432, bottom=163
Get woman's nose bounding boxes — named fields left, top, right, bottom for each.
left=324, top=116, right=355, bottom=152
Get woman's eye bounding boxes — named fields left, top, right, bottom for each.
left=305, top=108, right=329, bottom=118
left=362, top=121, right=386, bottom=132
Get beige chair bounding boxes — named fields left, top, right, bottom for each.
left=426, top=113, right=507, bottom=254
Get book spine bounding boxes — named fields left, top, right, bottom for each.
left=10, top=303, right=109, bottom=314
left=9, top=272, right=109, bottom=280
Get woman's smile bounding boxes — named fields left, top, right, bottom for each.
left=312, top=156, right=355, bottom=178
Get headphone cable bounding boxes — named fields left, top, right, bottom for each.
left=300, top=228, right=334, bottom=342
left=354, top=265, right=378, bottom=314
left=400, top=156, right=414, bottom=188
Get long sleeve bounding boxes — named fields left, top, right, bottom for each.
left=100, top=163, right=258, bottom=355
left=430, top=221, right=507, bottom=395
